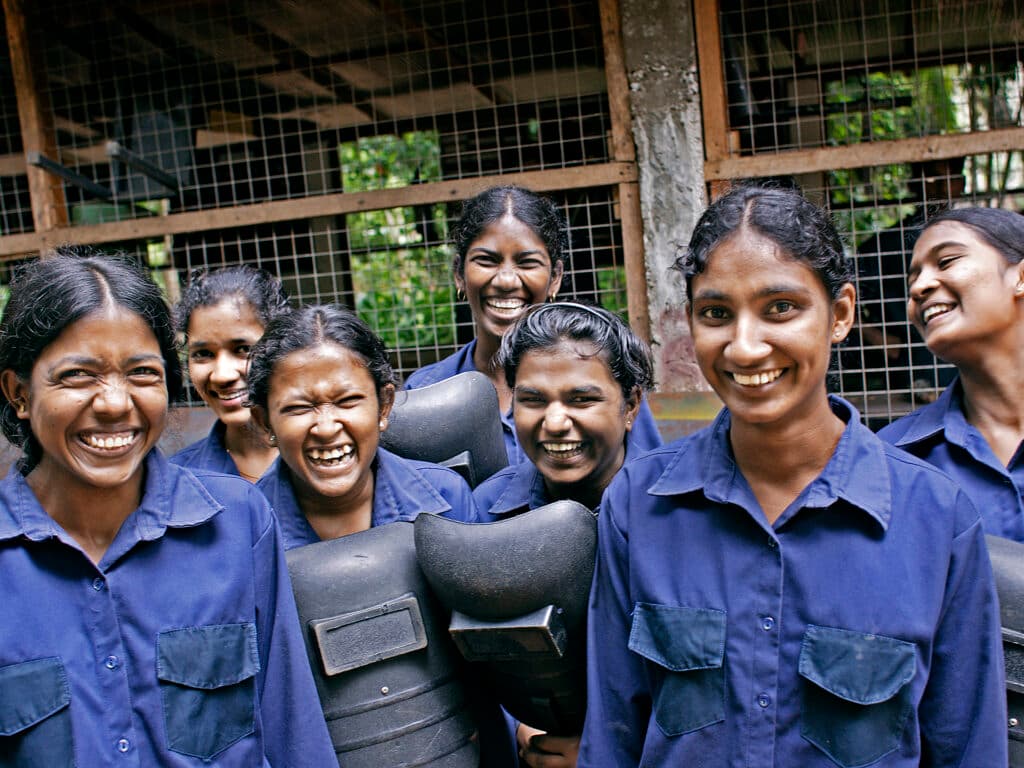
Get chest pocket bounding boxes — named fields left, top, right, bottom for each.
left=157, top=623, right=260, bottom=760
left=799, top=624, right=916, bottom=767
left=0, top=657, right=74, bottom=768
left=628, top=603, right=727, bottom=736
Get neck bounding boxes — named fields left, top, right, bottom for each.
left=293, top=469, right=376, bottom=541
left=955, top=345, right=1024, bottom=428
left=223, top=421, right=277, bottom=482
left=473, top=334, right=511, bottom=411
left=27, top=462, right=145, bottom=564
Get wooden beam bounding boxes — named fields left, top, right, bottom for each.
left=0, top=163, right=638, bottom=260
left=693, top=0, right=729, bottom=163
left=617, top=182, right=651, bottom=341
left=3, top=0, right=69, bottom=233
left=705, top=127, right=1024, bottom=181
left=599, top=0, right=635, bottom=163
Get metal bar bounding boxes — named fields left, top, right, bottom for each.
left=26, top=151, right=112, bottom=200
left=106, top=141, right=179, bottom=193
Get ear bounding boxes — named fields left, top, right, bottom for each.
left=547, top=261, right=564, bottom=300
left=0, top=369, right=29, bottom=420
left=829, top=282, right=857, bottom=344
left=623, top=386, right=642, bottom=431
left=249, top=405, right=271, bottom=435
left=377, top=383, right=396, bottom=432
left=1014, top=261, right=1024, bottom=298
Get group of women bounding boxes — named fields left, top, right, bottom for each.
left=0, top=180, right=1017, bottom=767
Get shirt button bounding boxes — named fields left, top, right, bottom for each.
left=757, top=693, right=771, bottom=708
left=105, top=655, right=119, bottom=670
left=116, top=738, right=130, bottom=753
left=767, top=537, right=778, bottom=549
left=760, top=616, right=775, bottom=631
left=92, top=577, right=105, bottom=591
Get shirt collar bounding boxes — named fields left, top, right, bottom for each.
left=888, top=379, right=966, bottom=448
left=0, top=451, right=223, bottom=548
left=648, top=396, right=892, bottom=530
left=487, top=462, right=549, bottom=517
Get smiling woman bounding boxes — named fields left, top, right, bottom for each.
left=879, top=207, right=1024, bottom=541
left=0, top=247, right=334, bottom=765
left=578, top=186, right=1006, bottom=767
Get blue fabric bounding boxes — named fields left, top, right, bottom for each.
left=579, top=396, right=1006, bottom=768
left=169, top=421, right=242, bottom=477
left=474, top=427, right=655, bottom=521
left=879, top=379, right=1024, bottom=542
left=404, top=340, right=663, bottom=467
left=257, top=446, right=478, bottom=550
left=0, top=451, right=336, bottom=767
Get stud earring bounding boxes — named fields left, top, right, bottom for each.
left=268, top=434, right=277, bottom=446
left=379, top=420, right=386, bottom=430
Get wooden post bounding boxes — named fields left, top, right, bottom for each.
left=692, top=0, right=731, bottom=200
left=3, top=0, right=69, bottom=237
left=599, top=0, right=651, bottom=343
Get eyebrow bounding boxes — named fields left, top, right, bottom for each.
left=693, top=284, right=813, bottom=302
left=908, top=240, right=965, bottom=277
left=468, top=246, right=547, bottom=258
left=188, top=336, right=256, bottom=349
left=49, top=352, right=164, bottom=370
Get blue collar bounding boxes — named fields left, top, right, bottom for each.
left=487, top=462, right=549, bottom=517
left=0, top=451, right=223, bottom=553
left=888, top=379, right=967, bottom=448
left=648, top=396, right=892, bottom=530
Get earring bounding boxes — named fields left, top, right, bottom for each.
left=14, top=400, right=26, bottom=415
left=625, top=419, right=632, bottom=428
left=547, top=294, right=556, bottom=303
left=268, top=434, right=277, bottom=446
left=457, top=288, right=466, bottom=301
left=379, top=420, right=386, bottom=430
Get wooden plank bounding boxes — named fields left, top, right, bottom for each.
left=618, top=182, right=651, bottom=342
left=599, top=0, right=635, bottom=163
left=705, top=127, right=1024, bottom=180
left=0, top=162, right=638, bottom=260
left=3, top=0, right=68, bottom=233
left=693, top=0, right=729, bottom=162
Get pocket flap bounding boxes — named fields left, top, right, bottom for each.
left=157, top=623, right=260, bottom=689
left=628, top=603, right=726, bottom=672
left=0, top=657, right=70, bottom=736
left=799, top=624, right=916, bottom=705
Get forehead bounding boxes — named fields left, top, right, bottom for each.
left=268, top=343, right=373, bottom=393
left=40, top=306, right=160, bottom=361
left=694, top=230, right=824, bottom=294
left=517, top=342, right=617, bottom=386
left=188, top=298, right=264, bottom=337
left=472, top=215, right=548, bottom=252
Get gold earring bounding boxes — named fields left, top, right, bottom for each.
left=457, top=288, right=466, bottom=301
left=14, top=400, right=26, bottom=415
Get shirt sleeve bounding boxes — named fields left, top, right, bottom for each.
left=918, top=496, right=1007, bottom=767
left=437, top=469, right=481, bottom=523
left=252, top=499, right=337, bottom=766
left=630, top=398, right=663, bottom=452
left=578, top=474, right=649, bottom=767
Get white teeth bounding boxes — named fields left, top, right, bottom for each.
left=308, top=445, right=354, bottom=462
left=487, top=298, right=525, bottom=310
left=922, top=303, right=954, bottom=324
left=215, top=390, right=246, bottom=401
left=544, top=442, right=582, bottom=455
left=732, top=369, right=783, bottom=387
left=84, top=433, right=136, bottom=449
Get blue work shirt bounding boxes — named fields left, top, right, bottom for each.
left=169, top=420, right=257, bottom=479
left=405, top=339, right=662, bottom=466
left=579, top=397, right=1006, bottom=767
left=0, top=450, right=336, bottom=767
left=879, top=379, right=1024, bottom=542
left=474, top=429, right=653, bottom=521
left=257, top=446, right=478, bottom=550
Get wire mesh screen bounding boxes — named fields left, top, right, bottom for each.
left=0, top=0, right=629, bottom=401
left=719, top=0, right=1024, bottom=156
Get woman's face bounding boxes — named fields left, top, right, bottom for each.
left=457, top=215, right=563, bottom=347
left=1, top=306, right=168, bottom=491
left=687, top=230, right=854, bottom=429
left=256, top=342, right=394, bottom=510
left=186, top=298, right=264, bottom=429
left=513, top=342, right=638, bottom=499
left=907, top=221, right=1023, bottom=362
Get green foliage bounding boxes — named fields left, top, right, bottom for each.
left=339, top=132, right=458, bottom=349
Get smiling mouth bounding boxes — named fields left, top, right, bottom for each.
left=921, top=303, right=955, bottom=325
left=307, top=445, right=355, bottom=467
left=81, top=431, right=139, bottom=450
left=212, top=389, right=247, bottom=404
left=542, top=441, right=584, bottom=459
left=485, top=297, right=527, bottom=312
left=730, top=369, right=784, bottom=387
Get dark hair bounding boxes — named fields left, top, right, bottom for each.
left=0, top=245, right=182, bottom=465
left=920, top=207, right=1024, bottom=266
left=174, top=264, right=290, bottom=337
left=497, top=301, right=655, bottom=400
left=450, top=186, right=570, bottom=278
left=677, top=185, right=854, bottom=301
left=247, top=304, right=396, bottom=412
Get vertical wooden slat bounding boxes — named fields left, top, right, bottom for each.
left=3, top=0, right=68, bottom=235
left=693, top=0, right=730, bottom=167
left=599, top=0, right=651, bottom=342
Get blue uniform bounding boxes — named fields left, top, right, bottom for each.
left=405, top=340, right=662, bottom=466
left=474, top=429, right=653, bottom=521
left=170, top=421, right=250, bottom=478
left=256, top=446, right=478, bottom=550
left=879, top=379, right=1024, bottom=542
left=0, top=451, right=336, bottom=767
left=579, top=397, right=1006, bottom=767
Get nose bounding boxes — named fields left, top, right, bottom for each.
left=210, top=351, right=240, bottom=385
left=310, top=405, right=343, bottom=437
left=542, top=401, right=572, bottom=434
left=725, top=314, right=771, bottom=365
left=492, top=263, right=520, bottom=290
left=908, top=265, right=937, bottom=303
left=93, top=377, right=132, bottom=417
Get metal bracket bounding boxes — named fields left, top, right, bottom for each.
left=106, top=141, right=179, bottom=193
left=26, top=151, right=113, bottom=200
